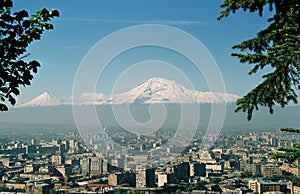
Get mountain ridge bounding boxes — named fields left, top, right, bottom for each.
left=17, top=77, right=240, bottom=107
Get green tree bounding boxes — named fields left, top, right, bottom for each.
left=218, top=0, right=300, bottom=121
left=0, top=0, right=59, bottom=111
left=218, top=1, right=300, bottom=163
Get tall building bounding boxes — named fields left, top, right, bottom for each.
left=90, top=157, right=102, bottom=175
left=108, top=173, right=123, bottom=186
left=136, top=165, right=155, bottom=188
left=61, top=140, right=69, bottom=151
left=80, top=157, right=107, bottom=176
left=102, top=159, right=108, bottom=174
left=108, top=172, right=136, bottom=187
left=80, top=158, right=90, bottom=176
left=174, top=162, right=190, bottom=181
left=190, top=162, right=206, bottom=177
left=157, top=174, right=167, bottom=187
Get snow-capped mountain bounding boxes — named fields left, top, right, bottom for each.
left=17, top=78, right=240, bottom=107
left=17, top=92, right=61, bottom=107
left=111, top=77, right=199, bottom=104
left=109, top=77, right=239, bottom=104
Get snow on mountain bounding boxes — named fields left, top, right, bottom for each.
left=17, top=92, right=61, bottom=107
left=17, top=78, right=240, bottom=107
left=110, top=77, right=198, bottom=104
left=109, top=77, right=240, bottom=104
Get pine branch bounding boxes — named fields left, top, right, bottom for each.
left=271, top=149, right=300, bottom=164
left=219, top=0, right=300, bottom=120
left=280, top=128, right=300, bottom=133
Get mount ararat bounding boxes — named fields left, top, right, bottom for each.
left=1, top=77, right=299, bottom=129
left=18, top=77, right=240, bottom=107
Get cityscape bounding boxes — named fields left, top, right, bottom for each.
left=1, top=0, right=300, bottom=194
left=0, top=125, right=300, bottom=193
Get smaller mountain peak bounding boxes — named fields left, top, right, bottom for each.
left=36, top=91, right=56, bottom=100
left=17, top=91, right=60, bottom=107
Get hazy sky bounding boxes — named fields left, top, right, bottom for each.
left=13, top=0, right=274, bottom=101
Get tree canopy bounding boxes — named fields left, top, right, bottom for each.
left=0, top=0, right=59, bottom=111
left=218, top=0, right=300, bottom=120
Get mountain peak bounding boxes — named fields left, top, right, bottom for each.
left=18, top=91, right=60, bottom=107
left=137, top=77, right=179, bottom=95
left=39, top=91, right=53, bottom=97
left=142, top=77, right=177, bottom=86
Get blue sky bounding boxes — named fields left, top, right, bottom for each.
left=13, top=0, right=274, bottom=101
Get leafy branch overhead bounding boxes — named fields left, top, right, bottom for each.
left=218, top=0, right=300, bottom=120
left=0, top=0, right=59, bottom=111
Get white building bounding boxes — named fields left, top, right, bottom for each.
left=157, top=174, right=167, bottom=187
